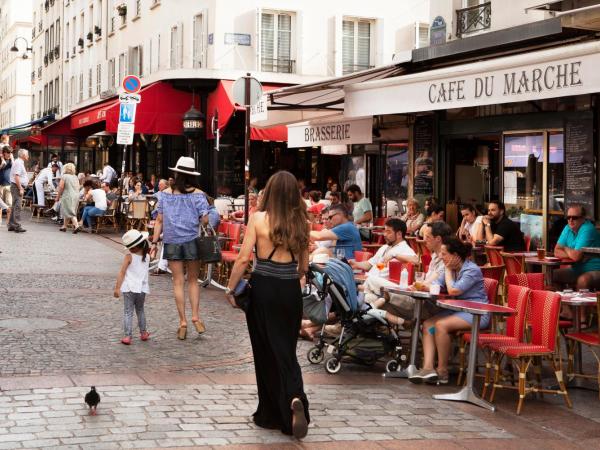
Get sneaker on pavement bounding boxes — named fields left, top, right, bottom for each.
left=409, top=368, right=438, bottom=384
left=140, top=331, right=150, bottom=341
left=121, top=336, right=132, bottom=345
left=436, top=371, right=449, bottom=385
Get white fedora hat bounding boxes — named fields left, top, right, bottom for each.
left=169, top=156, right=201, bottom=176
left=122, top=229, right=149, bottom=249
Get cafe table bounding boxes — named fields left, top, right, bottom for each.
left=581, top=247, right=600, bottom=255
left=525, top=256, right=574, bottom=286
left=560, top=292, right=598, bottom=388
left=433, top=299, right=515, bottom=411
left=379, top=287, right=438, bottom=379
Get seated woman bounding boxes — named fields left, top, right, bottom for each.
left=408, top=237, right=487, bottom=385
left=128, top=180, right=146, bottom=201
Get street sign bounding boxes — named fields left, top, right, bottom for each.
left=122, top=75, right=141, bottom=94
left=119, top=103, right=136, bottom=123
left=117, top=123, right=135, bottom=145
left=119, top=93, right=141, bottom=104
left=250, top=95, right=268, bottom=122
left=232, top=76, right=262, bottom=107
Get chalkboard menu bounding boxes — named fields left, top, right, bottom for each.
left=565, top=118, right=594, bottom=217
left=413, top=115, right=435, bottom=196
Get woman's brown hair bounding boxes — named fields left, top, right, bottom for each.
left=260, top=171, right=309, bottom=255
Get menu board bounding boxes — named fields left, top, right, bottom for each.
left=413, top=115, right=435, bottom=196
left=216, top=147, right=244, bottom=196
left=564, top=118, right=594, bottom=217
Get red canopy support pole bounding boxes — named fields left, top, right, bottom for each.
left=244, top=74, right=251, bottom=225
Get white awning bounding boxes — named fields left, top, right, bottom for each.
left=345, top=40, right=600, bottom=117
left=251, top=58, right=409, bottom=128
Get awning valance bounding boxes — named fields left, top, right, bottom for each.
left=207, top=80, right=289, bottom=142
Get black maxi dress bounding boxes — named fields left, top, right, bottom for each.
left=246, top=246, right=310, bottom=435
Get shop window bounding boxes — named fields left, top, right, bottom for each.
left=385, top=143, right=409, bottom=214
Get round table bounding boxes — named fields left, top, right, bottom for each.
left=380, top=287, right=438, bottom=379
left=525, top=256, right=574, bottom=286
left=433, top=300, right=515, bottom=411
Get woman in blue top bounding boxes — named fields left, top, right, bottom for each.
left=150, top=157, right=209, bottom=340
left=409, top=237, right=487, bottom=385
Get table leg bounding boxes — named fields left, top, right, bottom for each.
left=433, top=315, right=496, bottom=411
left=384, top=298, right=422, bottom=379
left=573, top=308, right=583, bottom=374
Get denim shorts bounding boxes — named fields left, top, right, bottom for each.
left=163, top=238, right=199, bottom=261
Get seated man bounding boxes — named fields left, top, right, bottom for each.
left=553, top=203, right=600, bottom=290
left=310, top=204, right=362, bottom=260
left=347, top=184, right=372, bottom=225
left=349, top=218, right=418, bottom=304
left=477, top=200, right=525, bottom=251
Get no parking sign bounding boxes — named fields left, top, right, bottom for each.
left=122, top=75, right=141, bottom=94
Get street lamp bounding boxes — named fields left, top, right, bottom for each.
left=10, top=37, right=33, bottom=59
left=182, top=104, right=205, bottom=160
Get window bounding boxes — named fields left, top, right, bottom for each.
left=260, top=12, right=293, bottom=73
left=44, top=84, right=48, bottom=112
left=170, top=23, right=183, bottom=68
left=135, top=0, right=141, bottom=17
left=44, top=29, right=49, bottom=57
left=96, top=64, right=101, bottom=94
left=79, top=73, right=83, bottom=102
left=108, top=58, right=115, bottom=88
left=342, top=18, right=372, bottom=74
left=415, top=22, right=429, bottom=49
left=65, top=22, right=70, bottom=56
left=55, top=19, right=60, bottom=49
left=89, top=5, right=94, bottom=36
left=88, top=69, right=92, bottom=98
left=50, top=24, right=54, bottom=51
left=38, top=90, right=42, bottom=118
left=129, top=45, right=142, bottom=76
left=54, top=78, right=59, bottom=111
left=118, top=52, right=126, bottom=85
left=96, top=0, right=102, bottom=30
left=64, top=80, right=69, bottom=109
left=192, top=14, right=206, bottom=69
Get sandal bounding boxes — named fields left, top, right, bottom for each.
left=192, top=320, right=206, bottom=335
left=59, top=227, right=67, bottom=232
left=291, top=398, right=308, bottom=439
left=73, top=227, right=81, bottom=234
left=177, top=325, right=187, bottom=340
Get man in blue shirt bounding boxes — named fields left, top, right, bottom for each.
left=310, top=204, right=362, bottom=259
left=553, top=204, right=600, bottom=290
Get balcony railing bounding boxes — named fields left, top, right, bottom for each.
left=261, top=58, right=296, bottom=74
left=342, top=63, right=375, bottom=75
left=457, top=2, right=491, bottom=37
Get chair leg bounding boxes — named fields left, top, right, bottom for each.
left=533, top=356, right=543, bottom=399
left=550, top=356, right=572, bottom=409
left=489, top=353, right=504, bottom=403
left=482, top=350, right=495, bottom=400
left=566, top=339, right=574, bottom=377
left=457, top=339, right=467, bottom=386
left=516, top=358, right=530, bottom=415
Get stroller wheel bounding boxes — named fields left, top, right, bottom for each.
left=307, top=346, right=325, bottom=364
left=325, top=356, right=342, bottom=374
left=385, top=359, right=399, bottom=373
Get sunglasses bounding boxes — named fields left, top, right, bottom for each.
left=566, top=215, right=582, bottom=221
left=327, top=212, right=341, bottom=220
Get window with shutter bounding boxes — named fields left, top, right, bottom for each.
left=170, top=25, right=179, bottom=68
left=96, top=64, right=101, bottom=94
left=260, top=11, right=294, bottom=73
left=193, top=14, right=205, bottom=68
left=342, top=18, right=373, bottom=75
left=88, top=69, right=92, bottom=98
left=108, top=58, right=115, bottom=88
left=415, top=22, right=429, bottom=49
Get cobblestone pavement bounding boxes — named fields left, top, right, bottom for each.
left=0, top=220, right=599, bottom=449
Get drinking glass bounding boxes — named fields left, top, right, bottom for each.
left=415, top=272, right=425, bottom=283
left=376, top=261, right=385, bottom=271
left=537, top=247, right=546, bottom=260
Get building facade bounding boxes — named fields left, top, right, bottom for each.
left=0, top=0, right=33, bottom=130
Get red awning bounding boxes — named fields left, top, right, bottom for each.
left=207, top=80, right=289, bottom=142
left=71, top=99, right=118, bottom=129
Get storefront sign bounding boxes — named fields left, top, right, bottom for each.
left=249, top=96, right=268, bottom=122
left=224, top=33, right=251, bottom=46
left=430, top=16, right=446, bottom=46
left=287, top=117, right=372, bottom=148
left=345, top=41, right=600, bottom=117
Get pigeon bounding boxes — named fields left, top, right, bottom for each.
left=84, top=386, right=100, bottom=415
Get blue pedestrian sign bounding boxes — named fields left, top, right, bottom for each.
left=119, top=103, right=136, bottom=123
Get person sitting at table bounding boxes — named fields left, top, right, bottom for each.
left=347, top=184, right=372, bottom=225
left=79, top=179, right=107, bottom=232
left=33, top=163, right=59, bottom=208
left=310, top=204, right=362, bottom=260
left=408, top=237, right=488, bottom=385
left=553, top=204, right=600, bottom=291
left=418, top=205, right=445, bottom=238
left=400, top=198, right=425, bottom=236
left=457, top=204, right=483, bottom=244
left=325, top=182, right=339, bottom=200
left=349, top=218, right=418, bottom=304
left=476, top=200, right=525, bottom=251
left=373, top=221, right=452, bottom=324
left=128, top=180, right=146, bottom=201
left=307, top=190, right=327, bottom=215
left=102, top=182, right=119, bottom=203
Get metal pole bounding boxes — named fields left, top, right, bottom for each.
left=244, top=73, right=251, bottom=225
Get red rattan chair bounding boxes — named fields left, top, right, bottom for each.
left=457, top=285, right=531, bottom=395
left=421, top=254, right=432, bottom=273
left=456, top=277, right=499, bottom=385
left=374, top=217, right=386, bottom=226
left=405, top=236, right=419, bottom=255
left=501, top=252, right=525, bottom=276
left=489, top=290, right=572, bottom=414
left=353, top=251, right=373, bottom=262
left=480, top=265, right=505, bottom=283
left=565, top=297, right=600, bottom=398
left=485, top=245, right=504, bottom=266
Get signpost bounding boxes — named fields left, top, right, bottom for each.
left=232, top=74, right=262, bottom=224
left=118, top=75, right=142, bottom=197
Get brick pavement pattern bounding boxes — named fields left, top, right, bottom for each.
left=0, top=221, right=599, bottom=449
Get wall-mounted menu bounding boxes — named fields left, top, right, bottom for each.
left=413, top=115, right=435, bottom=196
left=565, top=118, right=594, bottom=218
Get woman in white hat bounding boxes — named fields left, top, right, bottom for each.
left=150, top=156, right=210, bottom=340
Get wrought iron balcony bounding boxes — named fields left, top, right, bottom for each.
left=457, top=2, right=491, bottom=37
left=261, top=58, right=296, bottom=74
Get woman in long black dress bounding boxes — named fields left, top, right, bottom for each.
left=226, top=171, right=310, bottom=439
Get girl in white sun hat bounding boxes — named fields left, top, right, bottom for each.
left=114, top=229, right=151, bottom=345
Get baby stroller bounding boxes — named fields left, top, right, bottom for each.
left=304, top=261, right=408, bottom=374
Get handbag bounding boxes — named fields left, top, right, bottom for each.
left=233, top=278, right=251, bottom=312
left=302, top=291, right=328, bottom=324
left=196, top=225, right=222, bottom=263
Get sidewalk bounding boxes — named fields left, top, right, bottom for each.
left=0, top=220, right=599, bottom=449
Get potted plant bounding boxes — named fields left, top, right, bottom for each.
left=87, top=32, right=93, bottom=41
left=116, top=3, right=127, bottom=16
left=78, top=37, right=84, bottom=47
left=94, top=25, right=101, bottom=35
left=54, top=46, right=59, bottom=58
